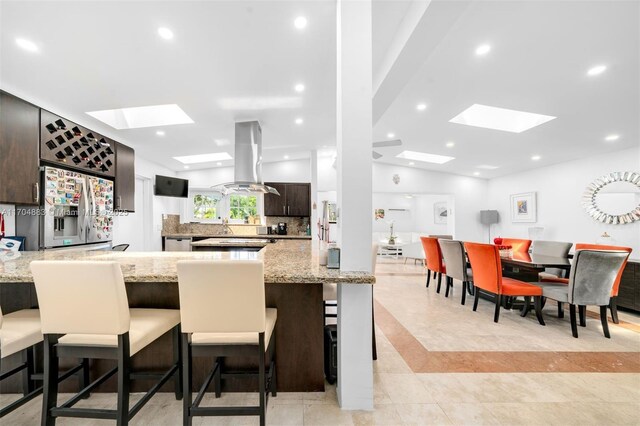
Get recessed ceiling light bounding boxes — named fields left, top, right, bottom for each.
left=531, top=155, right=541, bottom=161
left=16, top=38, right=38, bottom=52
left=387, top=132, right=395, bottom=138
left=450, top=104, right=556, bottom=133
left=396, top=150, right=454, bottom=164
left=416, top=103, right=427, bottom=111
left=284, top=155, right=290, bottom=160
left=294, top=16, right=307, bottom=29
left=404, top=195, right=414, bottom=199
left=605, top=134, right=619, bottom=141
left=183, top=166, right=190, bottom=169
left=445, top=141, right=455, bottom=148
left=409, top=162, right=415, bottom=166
left=295, top=118, right=303, bottom=125
left=475, top=44, right=491, bottom=56
left=477, top=165, right=500, bottom=170
left=587, top=65, right=607, bottom=76
left=294, top=83, right=305, bottom=93
left=157, top=27, right=174, bottom=40
left=473, top=172, right=480, bottom=176
left=214, top=138, right=230, bottom=146
left=156, top=130, right=165, bottom=136
left=216, top=162, right=222, bottom=166
left=173, top=152, right=232, bottom=164
left=87, top=104, right=193, bottom=129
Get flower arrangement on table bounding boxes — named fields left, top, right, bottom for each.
left=493, top=237, right=513, bottom=257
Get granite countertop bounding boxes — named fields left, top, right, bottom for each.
left=163, top=233, right=312, bottom=240
left=191, top=238, right=270, bottom=248
left=0, top=240, right=374, bottom=284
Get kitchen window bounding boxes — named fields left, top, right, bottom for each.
left=192, top=193, right=220, bottom=220
left=185, top=191, right=261, bottom=223
left=229, top=195, right=258, bottom=220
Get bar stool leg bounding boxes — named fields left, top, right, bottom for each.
left=258, top=334, right=266, bottom=426
left=181, top=334, right=193, bottom=426
left=116, top=333, right=131, bottom=426
left=22, top=347, right=35, bottom=395
left=42, top=335, right=59, bottom=426
left=173, top=325, right=183, bottom=400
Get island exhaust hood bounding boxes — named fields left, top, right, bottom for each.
left=211, top=121, right=280, bottom=195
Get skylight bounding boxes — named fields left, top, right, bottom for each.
left=173, top=152, right=232, bottom=164
left=396, top=151, right=454, bottom=164
left=449, top=104, right=556, bottom=133
left=86, top=104, right=193, bottom=129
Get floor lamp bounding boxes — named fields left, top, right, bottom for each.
left=480, top=210, right=499, bottom=243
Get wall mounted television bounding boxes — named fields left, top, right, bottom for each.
left=154, top=175, right=189, bottom=198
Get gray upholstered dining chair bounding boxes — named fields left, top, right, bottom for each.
left=438, top=239, right=474, bottom=305
left=532, top=240, right=572, bottom=279
left=533, top=249, right=630, bottom=338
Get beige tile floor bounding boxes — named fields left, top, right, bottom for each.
left=2, top=257, right=640, bottom=425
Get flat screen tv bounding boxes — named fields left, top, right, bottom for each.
left=154, top=175, right=189, bottom=198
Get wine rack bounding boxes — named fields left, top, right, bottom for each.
left=40, top=110, right=116, bottom=177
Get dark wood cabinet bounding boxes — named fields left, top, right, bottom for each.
left=264, top=182, right=310, bottom=217
left=114, top=142, right=135, bottom=212
left=0, top=92, right=40, bottom=205
left=40, top=110, right=116, bottom=177
left=286, top=183, right=311, bottom=216
left=618, top=260, right=639, bottom=313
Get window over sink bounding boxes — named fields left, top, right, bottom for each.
left=185, top=190, right=261, bottom=223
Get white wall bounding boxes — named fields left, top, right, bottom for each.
left=177, top=159, right=312, bottom=188
left=0, top=204, right=16, bottom=236
left=112, top=157, right=181, bottom=251
left=487, top=147, right=640, bottom=256
left=412, top=194, right=453, bottom=236
left=371, top=163, right=488, bottom=242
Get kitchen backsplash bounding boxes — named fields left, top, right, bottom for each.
left=162, top=214, right=310, bottom=236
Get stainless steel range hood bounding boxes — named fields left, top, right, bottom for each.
left=211, top=121, right=280, bottom=195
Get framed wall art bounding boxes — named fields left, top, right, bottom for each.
left=510, top=192, right=537, bottom=223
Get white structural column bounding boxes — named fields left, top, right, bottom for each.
left=310, top=149, right=319, bottom=241
left=336, top=0, right=374, bottom=411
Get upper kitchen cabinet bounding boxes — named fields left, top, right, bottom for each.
left=264, top=182, right=311, bottom=217
left=40, top=110, right=116, bottom=177
left=0, top=92, right=41, bottom=205
left=114, top=142, right=135, bottom=212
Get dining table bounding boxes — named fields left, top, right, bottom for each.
left=499, top=251, right=572, bottom=314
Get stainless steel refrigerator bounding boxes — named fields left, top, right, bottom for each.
left=41, top=166, right=114, bottom=249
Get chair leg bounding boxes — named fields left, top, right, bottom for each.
left=569, top=304, right=578, bottom=338
left=80, top=358, right=90, bottom=398
left=372, top=296, right=377, bottom=361
left=445, top=277, right=451, bottom=298
left=467, top=281, right=475, bottom=296
left=173, top=325, right=183, bottom=400
left=258, top=335, right=266, bottom=426
left=610, top=297, right=619, bottom=324
left=181, top=334, right=193, bottom=426
left=271, top=334, right=277, bottom=397
left=557, top=301, right=564, bottom=318
left=116, top=333, right=131, bottom=426
left=473, top=291, right=480, bottom=312
left=534, top=296, right=546, bottom=326
left=600, top=306, right=611, bottom=338
left=42, top=335, right=59, bottom=426
left=22, top=346, right=35, bottom=395
left=494, top=295, right=501, bottom=323
left=425, top=271, right=431, bottom=288
left=433, top=271, right=437, bottom=279
left=578, top=305, right=586, bottom=327
left=520, top=296, right=531, bottom=317
left=436, top=273, right=442, bottom=293
left=461, top=281, right=467, bottom=305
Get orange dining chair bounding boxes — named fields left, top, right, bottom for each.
left=540, top=243, right=632, bottom=324
left=501, top=238, right=532, bottom=254
left=420, top=237, right=450, bottom=295
left=464, top=242, right=545, bottom=325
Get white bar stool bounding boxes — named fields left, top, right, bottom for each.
left=1, top=308, right=42, bottom=417
left=177, top=260, right=277, bottom=426
left=31, top=261, right=182, bottom=426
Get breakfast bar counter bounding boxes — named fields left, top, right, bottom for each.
left=0, top=240, right=375, bottom=401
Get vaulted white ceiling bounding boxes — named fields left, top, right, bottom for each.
left=1, top=1, right=637, bottom=177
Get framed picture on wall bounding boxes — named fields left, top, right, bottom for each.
left=434, top=202, right=448, bottom=224
left=510, top=192, right=537, bottom=223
